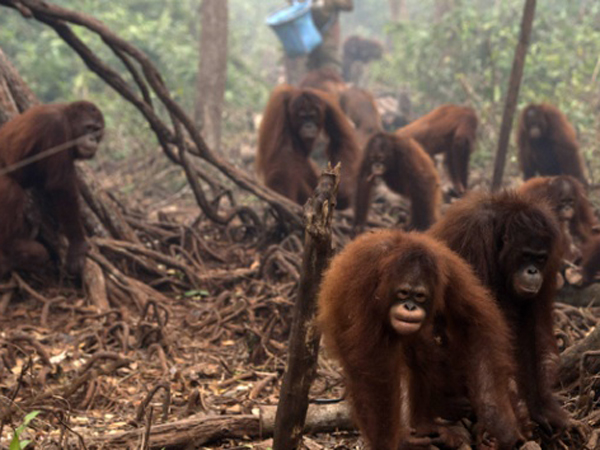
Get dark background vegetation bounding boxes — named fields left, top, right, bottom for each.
left=1, top=1, right=599, bottom=185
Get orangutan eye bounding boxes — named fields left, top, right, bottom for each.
left=396, top=289, right=410, bottom=299
left=414, top=292, right=427, bottom=303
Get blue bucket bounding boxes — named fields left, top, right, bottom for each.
left=266, top=0, right=322, bottom=57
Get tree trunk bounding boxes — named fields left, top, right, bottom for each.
left=491, top=0, right=536, bottom=191
left=434, top=0, right=455, bottom=22
left=389, top=0, right=409, bottom=22
left=194, top=0, right=228, bottom=153
left=273, top=167, right=339, bottom=450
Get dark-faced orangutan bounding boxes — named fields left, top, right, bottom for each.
left=256, top=85, right=360, bottom=209
left=395, top=104, right=478, bottom=196
left=517, top=103, right=586, bottom=185
left=430, top=191, right=569, bottom=434
left=519, top=175, right=598, bottom=262
left=339, top=86, right=383, bottom=149
left=0, top=101, right=104, bottom=278
left=318, top=229, right=524, bottom=450
left=353, top=132, right=441, bottom=234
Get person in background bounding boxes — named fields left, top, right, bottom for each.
left=307, top=0, right=354, bottom=74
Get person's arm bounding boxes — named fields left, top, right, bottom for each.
left=332, top=0, right=353, bottom=11
left=316, top=0, right=353, bottom=12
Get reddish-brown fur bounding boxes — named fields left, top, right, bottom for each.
left=0, top=101, right=104, bottom=277
left=517, top=103, right=586, bottom=185
left=318, top=230, right=523, bottom=450
left=395, top=104, right=478, bottom=196
left=298, top=67, right=346, bottom=96
left=339, top=86, right=383, bottom=149
left=342, top=35, right=384, bottom=82
left=353, top=132, right=441, bottom=233
left=519, top=176, right=597, bottom=261
left=430, top=191, right=569, bottom=433
left=342, top=35, right=384, bottom=63
left=256, top=85, right=360, bottom=209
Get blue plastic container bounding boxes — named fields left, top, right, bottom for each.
left=266, top=0, right=322, bottom=57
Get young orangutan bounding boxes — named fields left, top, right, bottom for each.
left=318, top=229, right=524, bottom=449
left=353, top=132, right=441, bottom=234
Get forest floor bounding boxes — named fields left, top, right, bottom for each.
left=0, top=154, right=599, bottom=450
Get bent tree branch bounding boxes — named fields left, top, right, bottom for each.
left=0, top=0, right=303, bottom=230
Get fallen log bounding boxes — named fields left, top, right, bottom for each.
left=88, top=402, right=353, bottom=449
left=557, top=284, right=600, bottom=307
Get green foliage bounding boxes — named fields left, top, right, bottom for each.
left=183, top=289, right=210, bottom=298
left=1, top=0, right=599, bottom=171
left=375, top=1, right=600, bottom=168
left=0, top=0, right=283, bottom=109
left=0, top=0, right=282, bottom=162
left=9, top=410, right=40, bottom=450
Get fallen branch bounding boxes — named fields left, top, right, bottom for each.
left=559, top=323, right=600, bottom=386
left=88, top=403, right=353, bottom=449
left=557, top=283, right=600, bottom=307
left=274, top=165, right=339, bottom=450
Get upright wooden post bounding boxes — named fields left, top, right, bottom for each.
left=273, top=165, right=339, bottom=450
left=491, top=0, right=536, bottom=191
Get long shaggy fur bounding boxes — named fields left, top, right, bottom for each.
left=256, top=85, right=360, bottom=208
left=517, top=103, right=586, bottom=184
left=430, top=190, right=568, bottom=433
left=395, top=104, right=478, bottom=195
left=354, top=132, right=441, bottom=232
left=318, top=229, right=522, bottom=449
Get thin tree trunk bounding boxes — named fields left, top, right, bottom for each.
left=434, top=0, right=455, bottom=22
left=491, top=0, right=536, bottom=191
left=273, top=166, right=339, bottom=450
left=400, top=0, right=409, bottom=21
left=194, top=0, right=228, bottom=153
left=390, top=0, right=409, bottom=22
